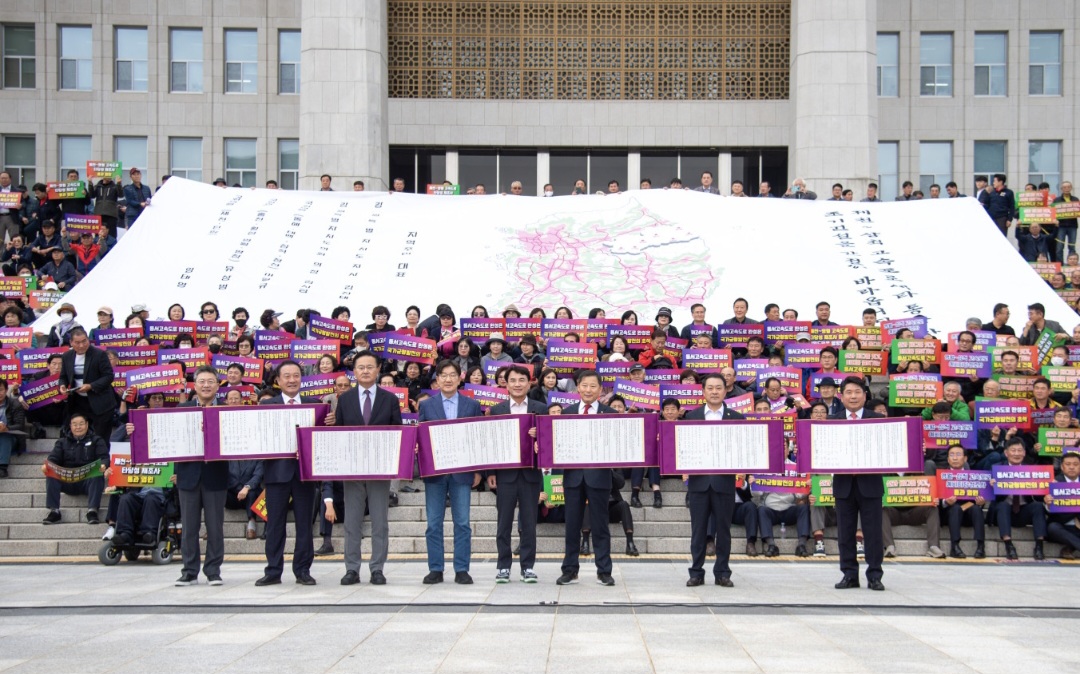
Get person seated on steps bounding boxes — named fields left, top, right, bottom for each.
left=581, top=470, right=640, bottom=557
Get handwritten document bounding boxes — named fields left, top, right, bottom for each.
left=310, top=430, right=402, bottom=478
left=427, top=418, right=523, bottom=472
left=810, top=421, right=909, bottom=471
left=551, top=417, right=644, bottom=466
left=146, top=411, right=204, bottom=461
left=218, top=407, right=317, bottom=457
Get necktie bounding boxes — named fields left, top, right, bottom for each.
left=362, top=390, right=372, bottom=425
left=1012, top=495, right=1021, bottom=514
left=849, top=412, right=857, bottom=420
left=584, top=404, right=591, bottom=415
left=287, top=398, right=297, bottom=405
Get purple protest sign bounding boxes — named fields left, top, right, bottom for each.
left=459, top=318, right=506, bottom=341
left=93, top=327, right=143, bottom=349
left=935, top=469, right=994, bottom=501
left=211, top=354, right=263, bottom=384
left=1049, top=483, right=1080, bottom=513
left=795, top=417, right=923, bottom=474
left=308, top=314, right=354, bottom=343
left=682, top=348, right=732, bottom=373
left=540, top=318, right=587, bottom=340
left=21, top=373, right=66, bottom=410
left=297, top=426, right=418, bottom=480
left=145, top=320, right=198, bottom=344
left=684, top=323, right=715, bottom=340
left=940, top=352, right=993, bottom=378
left=547, top=391, right=581, bottom=408
left=783, top=342, right=830, bottom=368
left=300, top=373, right=338, bottom=398
left=417, top=415, right=534, bottom=477
left=991, top=464, right=1053, bottom=496
left=18, top=347, right=67, bottom=375
left=613, top=380, right=660, bottom=411
left=756, top=366, right=803, bottom=393
left=0, top=326, right=32, bottom=350
left=382, top=333, right=436, bottom=365
left=659, top=419, right=785, bottom=474
left=659, top=384, right=704, bottom=409
left=504, top=318, right=541, bottom=341
left=463, top=383, right=510, bottom=408
left=605, top=324, right=653, bottom=349
left=763, top=321, right=811, bottom=345
left=157, top=347, right=210, bottom=370
left=642, top=369, right=682, bottom=385
left=734, top=358, right=770, bottom=384
left=537, top=413, right=658, bottom=469
left=923, top=421, right=977, bottom=450
left=881, top=316, right=928, bottom=346
left=289, top=339, right=341, bottom=366
left=596, top=361, right=631, bottom=386
left=202, top=403, right=329, bottom=460
left=129, top=408, right=207, bottom=464
left=717, top=324, right=764, bottom=348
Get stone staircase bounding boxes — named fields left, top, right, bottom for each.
left=0, top=439, right=1060, bottom=561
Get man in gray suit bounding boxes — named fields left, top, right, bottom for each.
left=335, top=350, right=402, bottom=586
left=694, top=171, right=720, bottom=194
left=487, top=365, right=546, bottom=583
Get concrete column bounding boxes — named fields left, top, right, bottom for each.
left=627, top=151, right=641, bottom=190
left=789, top=1, right=878, bottom=197
left=718, top=152, right=732, bottom=195
left=299, top=0, right=388, bottom=191
left=445, top=151, right=460, bottom=186
left=536, top=151, right=550, bottom=195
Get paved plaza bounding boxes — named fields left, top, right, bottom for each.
left=0, top=558, right=1077, bottom=673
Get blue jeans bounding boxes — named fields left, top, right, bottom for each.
left=1058, top=225, right=1077, bottom=261
left=424, top=475, right=472, bottom=572
left=0, top=434, right=15, bottom=466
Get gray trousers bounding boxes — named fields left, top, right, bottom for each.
left=344, top=480, right=390, bottom=574
left=811, top=505, right=862, bottom=532
left=179, top=486, right=226, bottom=578
left=882, top=506, right=941, bottom=548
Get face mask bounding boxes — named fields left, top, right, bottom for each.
left=1051, top=356, right=1066, bottom=366
left=180, top=343, right=193, bottom=350
left=234, top=318, right=247, bottom=327
left=208, top=343, right=222, bottom=354
left=59, top=312, right=74, bottom=322
left=544, top=190, right=553, bottom=197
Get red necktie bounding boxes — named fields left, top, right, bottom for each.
left=584, top=405, right=591, bottom=415
left=849, top=412, right=857, bottom=420
left=288, top=398, right=297, bottom=405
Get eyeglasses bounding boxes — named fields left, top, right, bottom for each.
left=354, top=365, right=378, bottom=372
left=201, top=309, right=216, bottom=315
left=437, top=373, right=459, bottom=379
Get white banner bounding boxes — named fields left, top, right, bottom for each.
left=33, top=178, right=1075, bottom=335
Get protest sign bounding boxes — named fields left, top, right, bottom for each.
left=716, top=323, right=764, bottom=348
left=86, top=160, right=122, bottom=180
left=810, top=325, right=855, bottom=347
left=750, top=464, right=809, bottom=495
left=145, top=320, right=197, bottom=345
left=642, top=369, right=681, bottom=385
left=44, top=460, right=104, bottom=483
left=940, top=351, right=993, bottom=378
left=47, top=180, right=86, bottom=200
left=936, top=469, right=993, bottom=502
left=725, top=392, right=754, bottom=414
left=613, top=380, right=660, bottom=411
left=0, top=327, right=32, bottom=350
left=605, top=324, right=653, bottom=349
left=107, top=455, right=174, bottom=490
left=973, top=399, right=1031, bottom=431
left=194, top=321, right=229, bottom=343
left=93, top=327, right=143, bottom=349
left=989, top=345, right=1038, bottom=372
left=810, top=475, right=835, bottom=507
left=63, top=213, right=101, bottom=236
left=211, top=354, right=263, bottom=384
left=991, top=373, right=1037, bottom=399
left=922, top=420, right=977, bottom=450
left=947, top=330, right=995, bottom=353
left=880, top=316, right=928, bottom=346
left=734, top=358, right=770, bottom=384
left=1054, top=201, right=1080, bottom=220
left=254, top=331, right=294, bottom=360
left=661, top=336, right=687, bottom=364
left=755, top=366, right=802, bottom=394
left=114, top=345, right=159, bottom=368
left=463, top=383, right=510, bottom=408
left=27, top=289, right=65, bottom=311
left=0, top=277, right=26, bottom=299
left=545, top=339, right=597, bottom=376
left=882, top=475, right=937, bottom=507
left=22, top=373, right=66, bottom=410
left=1049, top=483, right=1080, bottom=513
left=1037, top=427, right=1080, bottom=457
left=251, top=490, right=268, bottom=521
left=459, top=318, right=506, bottom=341
left=853, top=326, right=884, bottom=350
left=596, top=361, right=631, bottom=386
left=125, top=364, right=186, bottom=394
left=763, top=321, right=810, bottom=345
left=585, top=318, right=618, bottom=345
left=658, top=384, right=704, bottom=409
left=543, top=472, right=565, bottom=506
left=1019, top=207, right=1056, bottom=225
left=1017, top=190, right=1048, bottom=208
left=1041, top=365, right=1080, bottom=392
left=427, top=184, right=460, bottom=195
left=784, top=342, right=830, bottom=368
left=382, top=333, right=436, bottom=365
left=504, top=318, right=541, bottom=340
left=0, top=191, right=22, bottom=209
left=289, top=339, right=340, bottom=366
left=547, top=391, right=581, bottom=408
left=889, top=338, right=941, bottom=365
left=888, top=374, right=943, bottom=408
left=383, top=385, right=410, bottom=412
left=308, top=314, right=354, bottom=343
left=18, top=347, right=67, bottom=375
left=299, top=373, right=338, bottom=398
left=158, top=347, right=210, bottom=371
left=991, top=465, right=1053, bottom=496
left=540, top=318, right=587, bottom=340
left=682, top=348, right=732, bottom=373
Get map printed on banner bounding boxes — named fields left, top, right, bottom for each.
left=31, top=179, right=1074, bottom=334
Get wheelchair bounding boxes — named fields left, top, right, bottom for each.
left=98, top=489, right=182, bottom=566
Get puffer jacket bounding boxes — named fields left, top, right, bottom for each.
left=46, top=427, right=109, bottom=468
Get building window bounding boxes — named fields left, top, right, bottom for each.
left=225, top=30, right=257, bottom=94
left=3, top=136, right=35, bottom=185
left=876, top=33, right=899, bottom=97
left=973, top=141, right=1006, bottom=181
left=114, top=137, right=147, bottom=174
left=169, top=138, right=202, bottom=181
left=919, top=142, right=952, bottom=194
left=59, top=26, right=92, bottom=91
left=278, top=139, right=298, bottom=189
left=170, top=28, right=203, bottom=93
left=974, top=32, right=1007, bottom=96
left=877, top=142, right=899, bottom=201
left=919, top=33, right=952, bottom=97
left=3, top=25, right=35, bottom=89
left=225, top=138, right=256, bottom=187
left=278, top=30, right=300, bottom=94
left=387, top=1, right=792, bottom=101
left=59, top=136, right=91, bottom=180
left=1029, top=32, right=1062, bottom=96
left=1029, top=141, right=1061, bottom=190
left=115, top=27, right=148, bottom=92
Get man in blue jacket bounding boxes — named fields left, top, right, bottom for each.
left=418, top=359, right=484, bottom=585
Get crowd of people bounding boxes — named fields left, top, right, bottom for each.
left=3, top=292, right=1076, bottom=591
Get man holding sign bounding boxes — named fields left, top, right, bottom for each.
left=1046, top=451, right=1080, bottom=558
left=684, top=372, right=746, bottom=588
left=488, top=365, right=546, bottom=584
left=418, top=360, right=484, bottom=585
left=829, top=377, right=887, bottom=591
left=335, top=351, right=402, bottom=587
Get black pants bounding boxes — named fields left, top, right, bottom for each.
left=583, top=500, right=634, bottom=535
left=562, top=482, right=612, bottom=575
left=116, top=490, right=165, bottom=538
left=225, top=488, right=259, bottom=520
left=496, top=477, right=539, bottom=572
left=837, top=483, right=883, bottom=583
left=688, top=488, right=735, bottom=580
left=263, top=478, right=315, bottom=579
left=945, top=503, right=985, bottom=543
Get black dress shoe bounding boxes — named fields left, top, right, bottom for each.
left=950, top=543, right=966, bottom=559
left=974, top=543, right=986, bottom=559
left=454, top=571, right=473, bottom=585
left=255, top=575, right=282, bottom=586
left=370, top=571, right=386, bottom=585
left=340, top=571, right=360, bottom=586
left=625, top=539, right=640, bottom=556
left=653, top=491, right=662, bottom=508
left=867, top=580, right=885, bottom=591
left=630, top=494, right=643, bottom=508
left=765, top=544, right=780, bottom=558
left=1004, top=540, right=1018, bottom=560
left=555, top=572, right=578, bottom=585
left=314, top=542, right=334, bottom=556
left=715, top=577, right=734, bottom=587
left=513, top=543, right=521, bottom=556
left=423, top=571, right=444, bottom=584
left=580, top=533, right=592, bottom=557
left=295, top=574, right=317, bottom=586
left=389, top=492, right=399, bottom=508
left=1034, top=541, right=1045, bottom=561
left=686, top=577, right=705, bottom=587
left=400, top=484, right=419, bottom=493
left=834, top=576, right=860, bottom=589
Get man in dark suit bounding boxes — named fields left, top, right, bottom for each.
left=829, top=376, right=886, bottom=591
left=1046, top=451, right=1080, bottom=559
left=59, top=327, right=115, bottom=445
left=684, top=372, right=744, bottom=587
left=556, top=370, right=617, bottom=587
left=487, top=365, right=546, bottom=583
left=256, top=359, right=336, bottom=587
left=335, top=350, right=402, bottom=586
left=418, top=359, right=484, bottom=585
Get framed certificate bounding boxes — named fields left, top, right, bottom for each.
left=130, top=408, right=205, bottom=464
left=203, top=404, right=330, bottom=460
left=416, top=415, right=534, bottom=477
left=795, top=418, right=922, bottom=474
left=297, top=426, right=417, bottom=480
left=536, top=413, right=658, bottom=469
left=659, top=420, right=785, bottom=474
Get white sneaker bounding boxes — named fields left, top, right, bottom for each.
left=495, top=569, right=511, bottom=584
left=884, top=545, right=896, bottom=558
left=856, top=540, right=865, bottom=559
left=926, top=545, right=945, bottom=559
left=102, top=525, right=115, bottom=541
